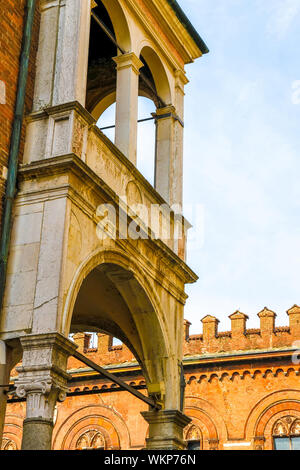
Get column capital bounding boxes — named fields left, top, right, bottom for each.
left=152, top=105, right=184, bottom=127
left=14, top=333, right=77, bottom=421
left=113, top=53, right=144, bottom=75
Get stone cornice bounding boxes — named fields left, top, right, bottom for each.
left=125, top=0, right=203, bottom=68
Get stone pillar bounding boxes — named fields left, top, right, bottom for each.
left=33, top=0, right=91, bottom=111
left=141, top=410, right=191, bottom=450
left=172, top=70, right=188, bottom=208
left=154, top=106, right=176, bottom=205
left=154, top=71, right=187, bottom=207
left=14, top=333, right=77, bottom=450
left=113, top=53, right=143, bottom=164
left=229, top=311, right=249, bottom=337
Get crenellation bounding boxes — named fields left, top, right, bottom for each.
left=183, top=307, right=299, bottom=357
left=67, top=307, right=299, bottom=366
left=229, top=311, right=249, bottom=337
left=258, top=308, right=276, bottom=336
left=201, top=315, right=219, bottom=343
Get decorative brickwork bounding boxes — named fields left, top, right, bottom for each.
left=3, top=306, right=300, bottom=450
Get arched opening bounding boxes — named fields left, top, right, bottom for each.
left=273, top=415, right=300, bottom=450
left=97, top=97, right=156, bottom=185
left=86, top=0, right=130, bottom=117
left=185, top=424, right=202, bottom=450
left=136, top=97, right=156, bottom=186
left=139, top=46, right=171, bottom=106
left=68, top=261, right=169, bottom=388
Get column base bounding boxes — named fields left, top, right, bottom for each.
left=141, top=410, right=191, bottom=450
left=22, top=418, right=54, bottom=450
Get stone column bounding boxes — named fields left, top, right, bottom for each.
left=14, top=333, right=77, bottom=450
left=154, top=106, right=176, bottom=205
left=113, top=53, right=143, bottom=164
left=171, top=70, right=187, bottom=208
left=154, top=71, right=187, bottom=207
left=33, top=0, right=92, bottom=111
left=141, top=410, right=191, bottom=450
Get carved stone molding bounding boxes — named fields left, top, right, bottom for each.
left=14, top=333, right=77, bottom=422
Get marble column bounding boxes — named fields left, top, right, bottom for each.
left=113, top=53, right=143, bottom=164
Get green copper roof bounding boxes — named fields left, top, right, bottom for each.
left=166, top=0, right=209, bottom=55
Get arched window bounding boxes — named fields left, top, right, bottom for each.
left=76, top=429, right=106, bottom=450
left=1, top=438, right=17, bottom=451
left=112, top=337, right=122, bottom=347
left=273, top=416, right=300, bottom=450
left=185, top=424, right=202, bottom=450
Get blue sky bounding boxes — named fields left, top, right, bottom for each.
left=99, top=0, right=300, bottom=334
left=180, top=0, right=300, bottom=332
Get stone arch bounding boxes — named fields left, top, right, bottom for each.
left=245, top=389, right=300, bottom=441
left=258, top=405, right=300, bottom=450
left=87, top=0, right=132, bottom=119
left=62, top=248, right=170, bottom=388
left=91, top=91, right=116, bottom=121
left=184, top=395, right=228, bottom=446
left=256, top=402, right=300, bottom=437
left=184, top=423, right=203, bottom=449
left=52, top=404, right=131, bottom=450
left=139, top=45, right=172, bottom=105
left=101, top=0, right=131, bottom=53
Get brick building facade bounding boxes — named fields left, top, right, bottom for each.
left=2, top=306, right=300, bottom=451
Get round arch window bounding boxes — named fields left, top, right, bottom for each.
left=76, top=429, right=106, bottom=450
left=185, top=424, right=202, bottom=450
left=273, top=416, right=300, bottom=450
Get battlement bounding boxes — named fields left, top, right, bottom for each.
left=67, top=306, right=300, bottom=370
left=183, top=305, right=300, bottom=357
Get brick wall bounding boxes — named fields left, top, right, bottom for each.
left=0, top=0, right=40, bottom=230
